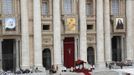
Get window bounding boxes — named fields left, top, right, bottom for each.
left=111, top=0, right=119, bottom=16
left=43, top=25, right=50, bottom=30
left=42, top=0, right=49, bottom=16
left=63, top=0, right=72, bottom=14
left=2, top=0, right=13, bottom=15
left=87, top=24, right=93, bottom=30
left=86, top=0, right=93, bottom=16
left=0, top=2, right=1, bottom=16
left=0, top=20, right=2, bottom=25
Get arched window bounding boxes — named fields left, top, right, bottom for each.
left=42, top=48, right=51, bottom=70
left=42, top=0, right=49, bottom=16
left=86, top=0, right=93, bottom=16
left=2, top=0, right=13, bottom=15
left=87, top=47, right=95, bottom=65
left=111, top=0, right=119, bottom=16
left=63, top=0, right=72, bottom=14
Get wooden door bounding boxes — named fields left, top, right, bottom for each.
left=64, top=37, right=75, bottom=68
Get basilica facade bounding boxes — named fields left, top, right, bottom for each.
left=0, top=0, right=134, bottom=71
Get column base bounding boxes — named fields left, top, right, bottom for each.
left=15, top=67, right=20, bottom=71
left=36, top=66, right=46, bottom=72
left=33, top=65, right=46, bottom=73
left=95, top=62, right=106, bottom=69
left=53, top=64, right=65, bottom=73
left=0, top=69, right=3, bottom=72
left=20, top=65, right=30, bottom=70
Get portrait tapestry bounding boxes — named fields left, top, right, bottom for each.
left=114, top=17, right=125, bottom=32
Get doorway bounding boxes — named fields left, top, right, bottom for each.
left=2, top=39, right=15, bottom=71
left=64, top=37, right=75, bottom=68
left=87, top=47, right=95, bottom=65
left=112, top=36, right=122, bottom=61
left=42, top=48, right=51, bottom=70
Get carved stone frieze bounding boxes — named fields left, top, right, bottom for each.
left=42, top=35, right=53, bottom=45
left=87, top=34, right=96, bottom=43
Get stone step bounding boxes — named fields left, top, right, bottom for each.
left=0, top=73, right=46, bottom=75
left=92, top=70, right=127, bottom=75
left=51, top=72, right=84, bottom=75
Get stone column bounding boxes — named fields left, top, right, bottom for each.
left=126, top=0, right=134, bottom=61
left=0, top=39, right=2, bottom=71
left=79, top=0, right=87, bottom=62
left=61, top=38, right=64, bottom=64
left=20, top=0, right=30, bottom=69
left=121, top=36, right=125, bottom=60
left=33, top=0, right=43, bottom=67
left=16, top=40, right=19, bottom=70
left=96, top=0, right=105, bottom=68
left=75, top=37, right=78, bottom=61
left=104, top=0, right=112, bottom=62
left=117, top=38, right=120, bottom=61
left=53, top=0, right=62, bottom=67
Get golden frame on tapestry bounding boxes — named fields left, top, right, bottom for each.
left=65, top=17, right=78, bottom=33
left=113, top=17, right=125, bottom=32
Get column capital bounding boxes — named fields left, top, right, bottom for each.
left=61, top=37, right=65, bottom=40
left=16, top=39, right=19, bottom=42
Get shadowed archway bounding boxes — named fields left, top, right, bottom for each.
left=42, top=48, right=51, bottom=70
left=2, top=39, right=15, bottom=71
left=112, top=36, right=122, bottom=61
left=87, top=47, right=95, bottom=65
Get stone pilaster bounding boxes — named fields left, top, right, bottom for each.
left=79, top=0, right=87, bottom=62
left=96, top=0, right=105, bottom=68
left=53, top=0, right=62, bottom=66
left=16, top=40, right=19, bottom=70
left=126, top=0, right=134, bottom=60
left=33, top=0, right=43, bottom=67
left=104, top=0, right=112, bottom=62
left=75, top=37, right=78, bottom=61
left=0, top=39, right=2, bottom=71
left=20, top=0, right=30, bottom=69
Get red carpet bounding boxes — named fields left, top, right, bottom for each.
left=74, top=68, right=91, bottom=75
left=81, top=69, right=91, bottom=75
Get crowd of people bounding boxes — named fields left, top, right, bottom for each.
left=106, top=60, right=133, bottom=69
